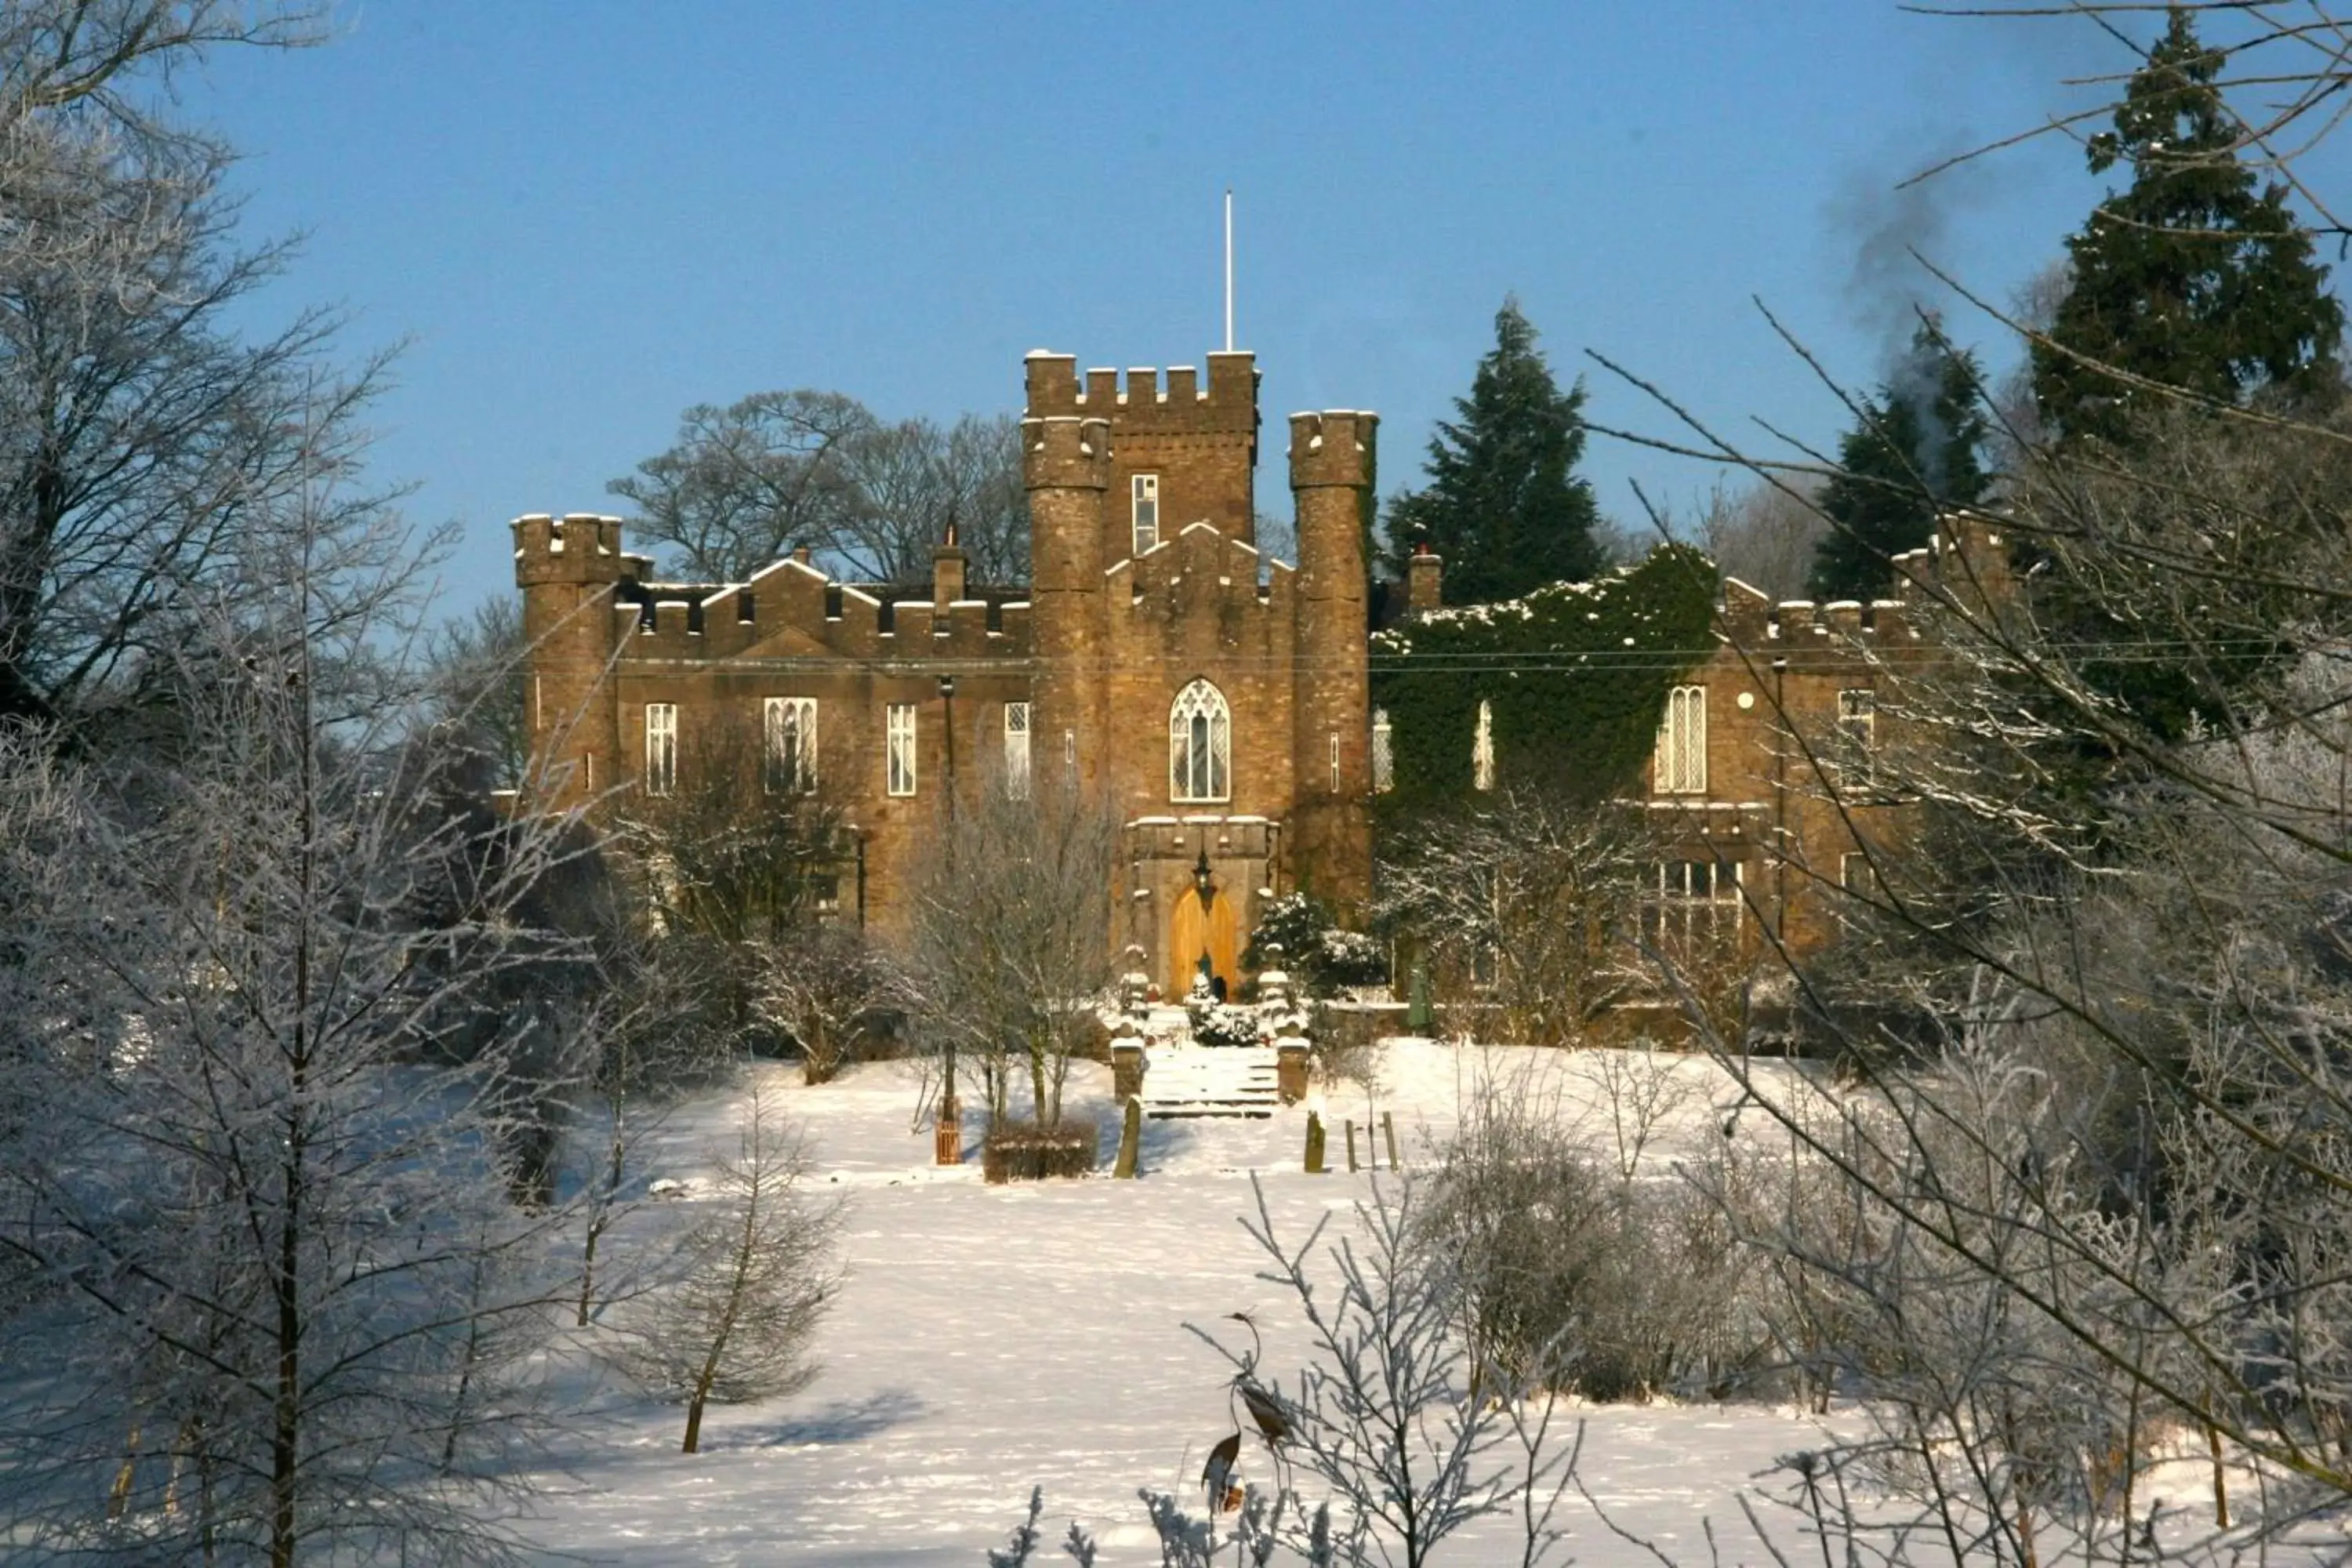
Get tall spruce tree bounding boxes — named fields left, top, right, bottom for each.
left=1807, top=325, right=1990, bottom=602
left=2031, top=6, right=2343, bottom=444
left=1384, top=299, right=1605, bottom=602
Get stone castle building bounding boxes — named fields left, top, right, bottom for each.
left=1628, top=519, right=2008, bottom=1002
left=514, top=349, right=1377, bottom=998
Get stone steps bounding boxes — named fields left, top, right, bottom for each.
left=1137, top=1043, right=1282, bottom=1120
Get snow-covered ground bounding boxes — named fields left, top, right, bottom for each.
left=521, top=1042, right=2321, bottom=1565
left=522, top=1042, right=1864, bottom=1564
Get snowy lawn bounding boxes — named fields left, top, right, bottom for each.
left=520, top=1042, right=1867, bottom=1564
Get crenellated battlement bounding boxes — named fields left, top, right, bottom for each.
left=513, top=512, right=628, bottom=586
left=1287, top=410, right=1379, bottom=490
left=1022, top=415, right=1112, bottom=489
left=1024, top=349, right=1256, bottom=434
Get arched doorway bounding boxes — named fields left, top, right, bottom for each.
left=1167, top=884, right=1241, bottom=1000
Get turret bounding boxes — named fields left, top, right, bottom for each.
left=1287, top=410, right=1378, bottom=907
left=512, top=513, right=630, bottom=810
left=1028, top=348, right=1259, bottom=554
left=1021, top=387, right=1112, bottom=792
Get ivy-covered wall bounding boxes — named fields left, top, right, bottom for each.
left=1370, top=543, right=1719, bottom=806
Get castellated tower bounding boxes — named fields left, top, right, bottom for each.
left=1020, top=395, right=1111, bottom=793
left=512, top=512, right=628, bottom=809
left=1287, top=411, right=1377, bottom=907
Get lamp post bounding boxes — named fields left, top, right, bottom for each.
left=935, top=673, right=962, bottom=1164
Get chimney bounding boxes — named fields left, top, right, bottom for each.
left=1407, top=542, right=1443, bottom=615
left=932, top=517, right=967, bottom=613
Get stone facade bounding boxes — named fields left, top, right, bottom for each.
left=1631, top=516, right=2010, bottom=973
left=512, top=349, right=1377, bottom=997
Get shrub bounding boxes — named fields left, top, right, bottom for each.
left=1419, top=1069, right=1769, bottom=1400
left=981, top=1118, right=1100, bottom=1183
left=1189, top=1000, right=1265, bottom=1048
left=1243, top=891, right=1388, bottom=996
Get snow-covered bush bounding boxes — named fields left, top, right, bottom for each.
left=1420, top=1069, right=1767, bottom=1400
left=1190, top=1000, right=1267, bottom=1048
left=1243, top=892, right=1387, bottom=997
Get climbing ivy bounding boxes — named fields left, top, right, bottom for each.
left=1370, top=543, right=1718, bottom=807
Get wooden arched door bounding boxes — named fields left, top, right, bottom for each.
left=1167, top=886, right=1241, bottom=1000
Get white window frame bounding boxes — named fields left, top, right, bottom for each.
left=763, top=696, right=818, bottom=793
left=1655, top=685, right=1707, bottom=795
left=1004, top=701, right=1032, bottom=800
left=1472, top=699, right=1496, bottom=792
left=1169, top=678, right=1232, bottom=804
left=1131, top=472, right=1160, bottom=555
left=1646, top=858, right=1741, bottom=949
left=644, top=703, right=677, bottom=797
left=885, top=703, right=917, bottom=797
left=1371, top=708, right=1394, bottom=794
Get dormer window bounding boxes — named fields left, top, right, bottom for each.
left=1131, top=473, right=1160, bottom=555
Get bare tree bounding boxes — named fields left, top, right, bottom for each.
left=905, top=772, right=1120, bottom=1128
left=1189, top=1174, right=1581, bottom=1568
left=608, top=394, right=1029, bottom=585
left=1694, top=475, right=1828, bottom=601
left=755, top=921, right=913, bottom=1085
left=611, top=714, right=847, bottom=1037
left=610, top=1081, right=843, bottom=1455
left=0, top=86, right=390, bottom=728
left=834, top=410, right=1028, bottom=585
left=1376, top=785, right=1661, bottom=1047
left=424, top=594, right=528, bottom=791
left=0, top=423, right=593, bottom=1564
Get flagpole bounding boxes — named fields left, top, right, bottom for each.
left=1223, top=187, right=1234, bottom=353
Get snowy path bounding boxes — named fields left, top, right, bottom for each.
left=518, top=1044, right=1866, bottom=1564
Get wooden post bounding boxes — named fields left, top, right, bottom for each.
left=1113, top=1096, right=1142, bottom=1178
left=1382, top=1111, right=1400, bottom=1171
left=1346, top=1120, right=1359, bottom=1173
left=2208, top=1423, right=2229, bottom=1528
left=1305, top=1111, right=1327, bottom=1174
left=934, top=1094, right=961, bottom=1165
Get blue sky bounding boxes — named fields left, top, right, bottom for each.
left=183, top=2, right=2334, bottom=613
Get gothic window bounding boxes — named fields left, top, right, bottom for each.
left=1132, top=473, right=1160, bottom=555
left=644, top=703, right=677, bottom=797
left=1004, top=701, right=1032, bottom=800
left=763, top=696, right=817, bottom=793
left=886, top=703, right=917, bottom=797
left=1371, top=708, right=1394, bottom=794
left=1654, top=684, right=1707, bottom=795
left=1169, top=678, right=1231, bottom=803
left=1472, top=699, right=1495, bottom=792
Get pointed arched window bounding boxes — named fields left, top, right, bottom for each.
left=1169, top=678, right=1232, bottom=803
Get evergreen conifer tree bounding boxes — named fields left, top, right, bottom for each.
left=1807, top=325, right=1990, bottom=603
left=1384, top=299, right=1605, bottom=602
left=2031, top=7, right=2343, bottom=444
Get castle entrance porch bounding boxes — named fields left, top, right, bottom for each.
left=1122, top=815, right=1279, bottom=1002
